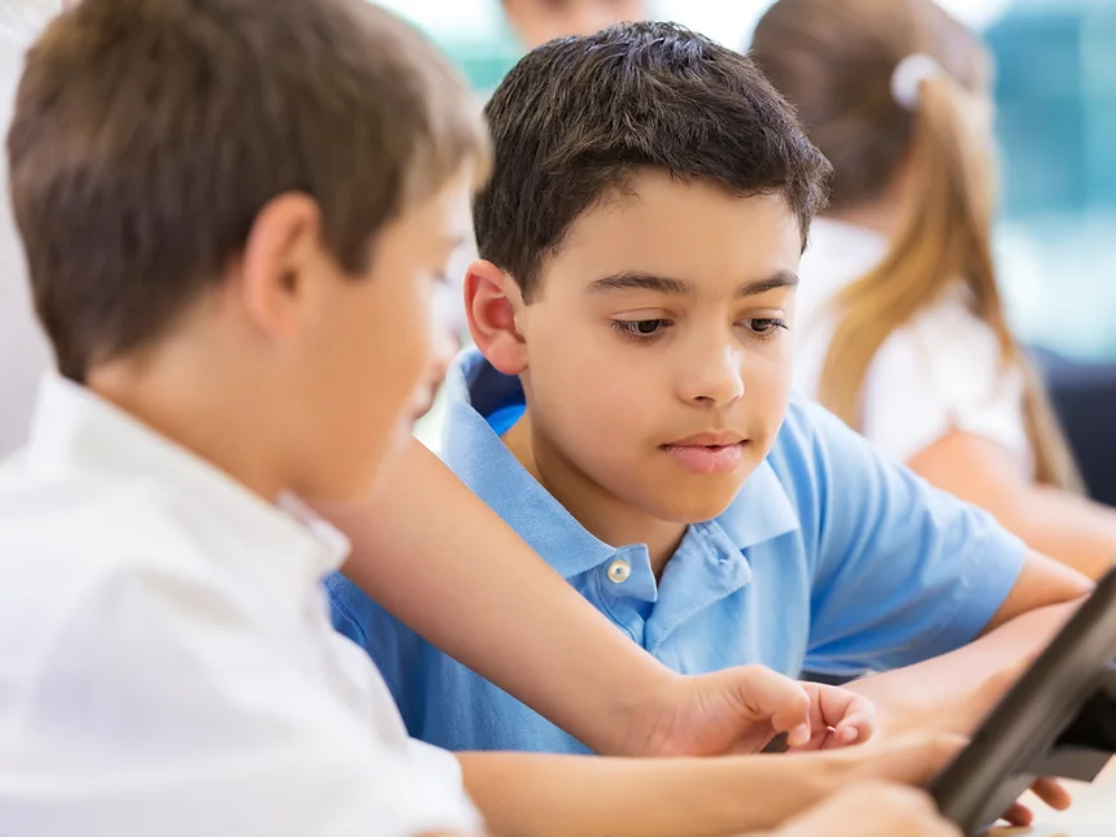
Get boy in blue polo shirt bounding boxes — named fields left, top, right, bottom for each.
left=327, top=21, right=1089, bottom=754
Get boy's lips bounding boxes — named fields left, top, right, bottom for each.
left=665, top=431, right=746, bottom=448
left=660, top=432, right=748, bottom=475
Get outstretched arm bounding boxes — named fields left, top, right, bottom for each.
left=848, top=552, right=1090, bottom=737
left=908, top=429, right=1116, bottom=580
left=459, top=734, right=960, bottom=837
left=326, top=439, right=678, bottom=755
left=325, top=438, right=872, bottom=757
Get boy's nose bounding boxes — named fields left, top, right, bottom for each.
left=678, top=345, right=745, bottom=408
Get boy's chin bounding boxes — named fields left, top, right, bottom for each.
left=675, top=465, right=763, bottom=522
left=647, top=485, right=745, bottom=526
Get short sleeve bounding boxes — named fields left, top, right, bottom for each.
left=859, top=300, right=1032, bottom=475
left=1, top=564, right=481, bottom=837
left=788, top=398, right=1028, bottom=676
left=325, top=570, right=435, bottom=738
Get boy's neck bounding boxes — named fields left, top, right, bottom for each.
left=87, top=342, right=288, bottom=502
left=502, top=411, right=686, bottom=577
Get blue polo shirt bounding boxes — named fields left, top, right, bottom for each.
left=326, top=348, right=1027, bottom=753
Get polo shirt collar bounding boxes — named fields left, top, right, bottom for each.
left=443, top=352, right=617, bottom=580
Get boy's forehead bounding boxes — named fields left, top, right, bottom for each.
left=544, top=170, right=802, bottom=288
left=566, top=168, right=796, bottom=232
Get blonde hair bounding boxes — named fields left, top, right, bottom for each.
left=752, top=0, right=1080, bottom=489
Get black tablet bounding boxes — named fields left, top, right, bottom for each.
left=930, top=566, right=1116, bottom=835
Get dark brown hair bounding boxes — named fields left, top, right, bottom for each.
left=752, top=0, right=1080, bottom=489
left=8, top=0, right=487, bottom=381
left=474, top=21, right=831, bottom=300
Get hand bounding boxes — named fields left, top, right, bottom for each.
left=835, top=732, right=966, bottom=787
left=771, top=782, right=959, bottom=837
left=627, top=666, right=877, bottom=757
left=790, top=680, right=878, bottom=751
left=832, top=734, right=1070, bottom=829
left=998, top=777, right=1072, bottom=827
left=848, top=650, right=1033, bottom=738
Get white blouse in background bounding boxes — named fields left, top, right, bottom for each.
left=0, top=17, right=53, bottom=458
left=794, top=217, right=1033, bottom=478
left=0, top=376, right=481, bottom=836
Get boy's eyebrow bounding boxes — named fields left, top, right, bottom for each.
left=587, top=269, right=799, bottom=297
left=737, top=269, right=799, bottom=298
left=588, top=271, right=694, bottom=296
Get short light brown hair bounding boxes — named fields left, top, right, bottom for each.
left=8, top=0, right=486, bottom=381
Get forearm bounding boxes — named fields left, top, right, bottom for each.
left=323, top=438, right=674, bottom=755
left=848, top=600, right=1082, bottom=737
left=906, top=431, right=1116, bottom=580
left=458, top=751, right=837, bottom=837
left=999, top=486, right=1116, bottom=581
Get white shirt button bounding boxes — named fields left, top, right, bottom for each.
left=607, top=559, right=631, bottom=584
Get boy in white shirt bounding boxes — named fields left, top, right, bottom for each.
left=0, top=0, right=963, bottom=834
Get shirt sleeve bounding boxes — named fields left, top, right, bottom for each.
left=1, top=563, right=482, bottom=837
left=793, top=398, right=1028, bottom=676
left=859, top=301, right=1032, bottom=476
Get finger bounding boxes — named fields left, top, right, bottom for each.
left=791, top=725, right=870, bottom=753
left=788, top=726, right=834, bottom=752
left=806, top=682, right=879, bottom=741
left=1002, top=801, right=1034, bottom=826
left=787, top=722, right=812, bottom=749
left=1032, top=777, right=1072, bottom=811
left=834, top=722, right=862, bottom=746
left=800, top=683, right=839, bottom=747
left=733, top=667, right=813, bottom=743
left=833, top=709, right=875, bottom=746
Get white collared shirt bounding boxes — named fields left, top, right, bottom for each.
left=795, top=218, right=1033, bottom=478
left=0, top=376, right=481, bottom=836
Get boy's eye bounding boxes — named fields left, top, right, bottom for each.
left=743, top=318, right=788, bottom=338
left=611, top=319, right=670, bottom=340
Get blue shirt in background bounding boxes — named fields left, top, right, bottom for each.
left=327, top=348, right=1027, bottom=753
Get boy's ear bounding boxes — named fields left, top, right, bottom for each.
left=236, top=193, right=323, bottom=340
left=464, top=259, right=529, bottom=375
